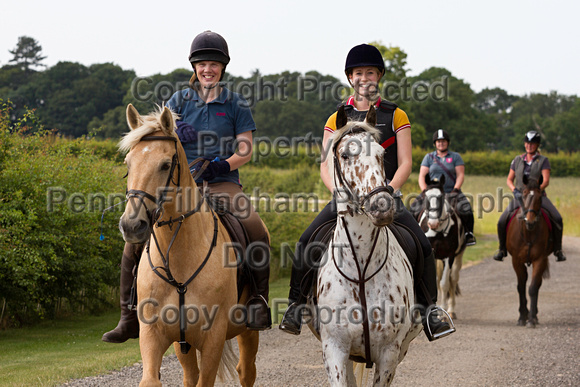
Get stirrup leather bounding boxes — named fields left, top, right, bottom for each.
left=426, top=306, right=456, bottom=340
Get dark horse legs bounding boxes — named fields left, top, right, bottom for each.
left=514, top=260, right=547, bottom=328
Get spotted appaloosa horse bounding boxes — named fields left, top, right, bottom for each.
left=118, top=104, right=262, bottom=387
left=417, top=175, right=466, bottom=319
left=308, top=106, right=421, bottom=386
left=507, top=176, right=551, bottom=328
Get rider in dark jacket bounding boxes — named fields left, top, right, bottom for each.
left=493, top=131, right=566, bottom=262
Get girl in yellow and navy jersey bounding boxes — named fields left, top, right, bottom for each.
left=279, top=44, right=454, bottom=342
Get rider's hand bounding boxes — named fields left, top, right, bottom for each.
left=452, top=188, right=461, bottom=194
left=513, top=188, right=523, bottom=202
left=175, top=120, right=198, bottom=144
left=200, top=160, right=230, bottom=181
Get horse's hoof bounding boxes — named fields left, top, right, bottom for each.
left=517, top=319, right=526, bottom=326
left=526, top=321, right=536, bottom=329
left=530, top=317, right=539, bottom=325
left=450, top=312, right=457, bottom=320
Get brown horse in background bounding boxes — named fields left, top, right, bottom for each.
left=506, top=176, right=551, bottom=328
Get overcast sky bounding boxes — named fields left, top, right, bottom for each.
left=1, top=0, right=578, bottom=96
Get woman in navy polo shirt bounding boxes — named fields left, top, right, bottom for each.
left=412, top=129, right=476, bottom=246
left=102, top=31, right=271, bottom=344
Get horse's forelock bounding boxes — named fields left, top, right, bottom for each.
left=118, top=106, right=179, bottom=153
left=331, top=121, right=380, bottom=145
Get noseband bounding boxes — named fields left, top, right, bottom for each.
left=332, top=128, right=391, bottom=216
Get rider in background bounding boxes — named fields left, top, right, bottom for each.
left=279, top=43, right=454, bottom=341
left=102, top=31, right=271, bottom=343
left=411, top=129, right=476, bottom=246
left=493, top=131, right=566, bottom=262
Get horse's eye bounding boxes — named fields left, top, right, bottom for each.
left=161, top=162, right=171, bottom=171
left=341, top=153, right=349, bottom=160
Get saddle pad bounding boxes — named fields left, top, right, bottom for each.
left=507, top=208, right=552, bottom=233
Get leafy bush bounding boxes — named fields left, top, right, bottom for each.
left=0, top=100, right=125, bottom=327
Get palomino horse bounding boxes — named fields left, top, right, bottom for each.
left=309, top=106, right=421, bottom=386
left=506, top=176, right=551, bottom=328
left=118, top=104, right=261, bottom=387
left=417, top=175, right=466, bottom=319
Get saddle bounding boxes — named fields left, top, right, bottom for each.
left=207, top=194, right=252, bottom=301
left=507, top=207, right=553, bottom=233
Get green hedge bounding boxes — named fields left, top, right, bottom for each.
left=0, top=102, right=125, bottom=327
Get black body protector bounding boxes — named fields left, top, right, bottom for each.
left=341, top=100, right=399, bottom=180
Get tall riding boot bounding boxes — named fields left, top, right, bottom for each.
left=552, top=223, right=567, bottom=261
left=417, top=252, right=455, bottom=341
left=493, top=219, right=508, bottom=261
left=245, top=235, right=272, bottom=330
left=279, top=243, right=314, bottom=335
left=102, top=243, right=143, bottom=343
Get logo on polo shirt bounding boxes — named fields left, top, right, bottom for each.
left=216, top=112, right=226, bottom=116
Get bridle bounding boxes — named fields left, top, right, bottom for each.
left=330, top=126, right=392, bottom=368
left=332, top=127, right=391, bottom=216
left=424, top=188, right=453, bottom=233
left=126, top=134, right=218, bottom=355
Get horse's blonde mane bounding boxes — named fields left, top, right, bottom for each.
left=118, top=105, right=179, bottom=153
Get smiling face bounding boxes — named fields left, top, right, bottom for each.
left=525, top=141, right=539, bottom=155
left=435, top=139, right=449, bottom=153
left=348, top=66, right=381, bottom=99
left=193, top=60, right=224, bottom=88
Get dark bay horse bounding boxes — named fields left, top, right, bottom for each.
left=506, top=176, right=551, bottom=328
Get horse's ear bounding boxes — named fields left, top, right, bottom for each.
left=126, top=104, right=142, bottom=131
left=440, top=174, right=445, bottom=187
left=538, top=175, right=544, bottom=187
left=365, top=106, right=377, bottom=127
left=160, top=106, right=174, bottom=134
left=523, top=174, right=529, bottom=186
left=425, top=173, right=432, bottom=186
left=336, top=106, right=348, bottom=129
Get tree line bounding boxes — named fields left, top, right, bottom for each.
left=1, top=36, right=579, bottom=153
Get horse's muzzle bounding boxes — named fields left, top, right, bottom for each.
left=367, top=193, right=394, bottom=227
left=119, top=216, right=151, bottom=244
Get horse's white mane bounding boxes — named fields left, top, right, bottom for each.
left=118, top=105, right=179, bottom=153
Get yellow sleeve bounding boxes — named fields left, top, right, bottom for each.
left=324, top=112, right=338, bottom=133
left=393, top=108, right=411, bottom=133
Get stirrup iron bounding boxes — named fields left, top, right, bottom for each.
left=426, top=306, right=456, bottom=340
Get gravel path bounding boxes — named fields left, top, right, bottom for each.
left=63, top=236, right=580, bottom=386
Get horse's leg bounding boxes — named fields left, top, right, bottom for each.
left=374, top=349, right=400, bottom=386
left=235, top=330, right=259, bottom=387
left=435, top=258, right=445, bottom=309
left=527, top=257, right=547, bottom=328
left=321, top=337, right=350, bottom=386
left=449, top=252, right=463, bottom=319
left=438, top=258, right=451, bottom=313
left=139, top=324, right=172, bottom=387
left=512, top=262, right=529, bottom=326
left=197, top=323, right=227, bottom=387
left=174, top=342, right=199, bottom=387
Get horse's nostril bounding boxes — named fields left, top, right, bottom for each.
left=135, top=220, right=148, bottom=233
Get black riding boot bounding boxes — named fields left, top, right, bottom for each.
left=552, top=224, right=567, bottom=262
left=494, top=216, right=508, bottom=261
left=245, top=235, right=272, bottom=330
left=417, top=252, right=455, bottom=341
left=279, top=246, right=313, bottom=335
left=102, top=243, right=142, bottom=343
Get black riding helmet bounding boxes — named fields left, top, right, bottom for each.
left=189, top=30, right=230, bottom=82
left=344, top=44, right=385, bottom=80
left=524, top=131, right=541, bottom=144
left=433, top=129, right=450, bottom=144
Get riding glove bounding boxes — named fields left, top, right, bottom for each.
left=513, top=188, right=523, bottom=204
left=200, top=159, right=231, bottom=181
left=175, top=120, right=198, bottom=144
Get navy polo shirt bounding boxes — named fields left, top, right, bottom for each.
left=166, top=87, right=256, bottom=186
left=421, top=151, right=464, bottom=193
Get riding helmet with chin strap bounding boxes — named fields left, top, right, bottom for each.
left=188, top=30, right=230, bottom=82
left=524, top=130, right=541, bottom=144
left=344, top=44, right=385, bottom=79
left=433, top=129, right=450, bottom=144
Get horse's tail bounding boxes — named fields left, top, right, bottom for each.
left=543, top=260, right=551, bottom=280
left=353, top=362, right=371, bottom=387
left=215, top=339, right=239, bottom=383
